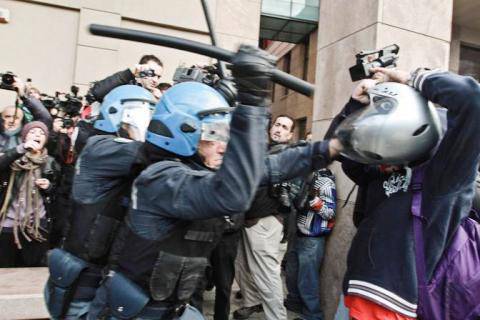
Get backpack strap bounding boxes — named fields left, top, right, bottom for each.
left=411, top=167, right=428, bottom=312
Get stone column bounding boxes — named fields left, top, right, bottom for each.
left=311, top=1, right=453, bottom=319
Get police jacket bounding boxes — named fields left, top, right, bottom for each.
left=113, top=105, right=333, bottom=305
left=340, top=72, right=480, bottom=318
left=63, top=135, right=147, bottom=265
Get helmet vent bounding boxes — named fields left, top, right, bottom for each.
left=180, top=123, right=196, bottom=133
left=412, top=124, right=429, bottom=136
left=148, top=120, right=173, bottom=138
left=108, top=106, right=117, bottom=114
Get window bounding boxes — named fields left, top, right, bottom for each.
left=459, top=43, right=480, bottom=81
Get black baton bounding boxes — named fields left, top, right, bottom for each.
left=89, top=24, right=315, bottom=98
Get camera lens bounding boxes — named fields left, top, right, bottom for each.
left=2, top=73, right=14, bottom=85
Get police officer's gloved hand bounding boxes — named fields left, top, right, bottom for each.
left=231, top=45, right=276, bottom=106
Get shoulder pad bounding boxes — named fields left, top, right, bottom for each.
left=113, top=137, right=133, bottom=144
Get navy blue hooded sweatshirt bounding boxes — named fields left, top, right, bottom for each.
left=340, top=71, right=480, bottom=317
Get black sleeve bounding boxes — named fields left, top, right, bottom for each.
left=133, top=105, right=268, bottom=220
left=89, top=69, right=136, bottom=102
left=22, top=97, right=52, bottom=128
left=324, top=98, right=366, bottom=139
left=0, top=147, right=23, bottom=171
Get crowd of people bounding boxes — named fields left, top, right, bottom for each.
left=0, top=44, right=479, bottom=320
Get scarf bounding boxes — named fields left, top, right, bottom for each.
left=3, top=127, right=21, bottom=150
left=0, top=149, right=49, bottom=248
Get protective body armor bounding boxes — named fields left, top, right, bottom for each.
left=113, top=160, right=227, bottom=308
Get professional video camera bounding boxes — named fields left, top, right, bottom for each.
left=173, top=64, right=237, bottom=106
left=0, top=71, right=16, bottom=91
left=53, top=85, right=83, bottom=128
left=172, top=64, right=218, bottom=86
left=349, top=44, right=399, bottom=81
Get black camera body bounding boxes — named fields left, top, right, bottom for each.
left=172, top=65, right=237, bottom=106
left=0, top=71, right=16, bottom=91
left=172, top=65, right=216, bottom=86
left=349, top=44, right=399, bottom=81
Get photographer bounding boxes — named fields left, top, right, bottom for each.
left=47, top=92, right=96, bottom=247
left=0, top=121, right=59, bottom=267
left=89, top=54, right=163, bottom=102
left=0, top=75, right=52, bottom=152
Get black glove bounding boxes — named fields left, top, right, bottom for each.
left=231, top=45, right=276, bottom=106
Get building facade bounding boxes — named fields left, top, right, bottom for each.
left=0, top=0, right=261, bottom=96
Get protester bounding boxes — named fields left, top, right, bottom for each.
left=0, top=77, right=51, bottom=152
left=331, top=68, right=480, bottom=319
left=0, top=121, right=58, bottom=267
left=44, top=85, right=156, bottom=319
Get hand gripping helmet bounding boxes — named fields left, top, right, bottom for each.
left=94, top=85, right=156, bottom=141
left=146, top=81, right=231, bottom=156
left=335, top=82, right=442, bottom=165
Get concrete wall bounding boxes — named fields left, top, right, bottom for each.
left=0, top=0, right=260, bottom=95
left=312, top=1, right=453, bottom=319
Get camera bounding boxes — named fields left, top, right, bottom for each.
left=0, top=71, right=16, bottom=91
left=349, top=44, right=399, bottom=81
left=173, top=64, right=237, bottom=106
left=138, top=69, right=157, bottom=78
left=172, top=65, right=217, bottom=86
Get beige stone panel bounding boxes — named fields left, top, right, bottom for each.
left=377, top=24, right=451, bottom=70
left=121, top=0, right=214, bottom=33
left=449, top=25, right=461, bottom=73
left=78, top=8, right=121, bottom=50
left=24, top=0, right=80, bottom=10
left=320, top=200, right=357, bottom=320
left=74, top=46, right=118, bottom=85
left=313, top=24, right=377, bottom=121
left=0, top=0, right=79, bottom=95
left=214, top=0, right=260, bottom=40
left=26, top=0, right=123, bottom=12
left=216, top=33, right=258, bottom=52
left=318, top=0, right=380, bottom=49
left=381, top=0, right=453, bottom=42
left=119, top=20, right=212, bottom=84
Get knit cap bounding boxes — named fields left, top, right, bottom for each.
left=21, top=121, right=49, bottom=142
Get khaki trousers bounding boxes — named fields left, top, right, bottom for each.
left=235, top=216, right=287, bottom=320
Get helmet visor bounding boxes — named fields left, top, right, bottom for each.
left=201, top=121, right=230, bottom=143
left=121, top=100, right=155, bottom=141
left=335, top=95, right=398, bottom=164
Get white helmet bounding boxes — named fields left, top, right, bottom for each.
left=335, top=82, right=442, bottom=165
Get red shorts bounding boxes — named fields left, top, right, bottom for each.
left=344, top=295, right=416, bottom=320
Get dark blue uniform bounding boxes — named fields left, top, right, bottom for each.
left=87, top=105, right=333, bottom=320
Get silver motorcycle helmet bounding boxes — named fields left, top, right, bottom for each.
left=335, top=82, right=442, bottom=165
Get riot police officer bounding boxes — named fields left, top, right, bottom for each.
left=86, top=46, right=343, bottom=320
left=44, top=85, right=156, bottom=319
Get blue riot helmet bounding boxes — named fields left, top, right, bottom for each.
left=147, top=81, right=231, bottom=156
left=94, top=85, right=156, bottom=141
